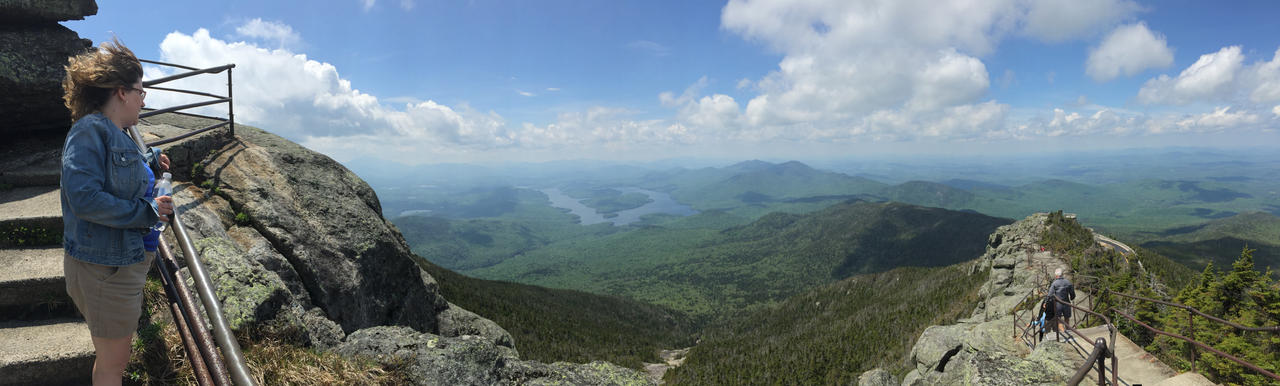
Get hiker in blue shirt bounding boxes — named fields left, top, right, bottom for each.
left=1049, top=268, right=1077, bottom=342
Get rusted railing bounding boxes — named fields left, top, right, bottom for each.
left=1068, top=337, right=1112, bottom=386
left=126, top=60, right=254, bottom=386
left=139, top=59, right=236, bottom=145
left=1107, top=290, right=1280, bottom=381
left=1012, top=271, right=1052, bottom=349
left=1012, top=265, right=1118, bottom=385
left=1054, top=293, right=1117, bottom=386
left=1111, top=309, right=1280, bottom=380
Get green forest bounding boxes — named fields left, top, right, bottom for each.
left=374, top=158, right=1280, bottom=381
left=460, top=200, right=1009, bottom=322
left=411, top=258, right=697, bottom=368
left=665, top=262, right=988, bottom=384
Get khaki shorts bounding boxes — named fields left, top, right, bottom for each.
left=64, top=252, right=155, bottom=338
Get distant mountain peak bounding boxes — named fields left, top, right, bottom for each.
left=726, top=159, right=776, bottom=171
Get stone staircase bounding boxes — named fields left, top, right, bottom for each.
left=0, top=135, right=94, bottom=386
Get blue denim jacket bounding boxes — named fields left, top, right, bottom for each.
left=61, top=112, right=162, bottom=266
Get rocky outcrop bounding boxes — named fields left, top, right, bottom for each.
left=0, top=0, right=95, bottom=134
left=0, top=0, right=97, bottom=23
left=861, top=213, right=1083, bottom=385
left=139, top=117, right=640, bottom=384
left=194, top=125, right=450, bottom=335
left=858, top=368, right=899, bottom=386
left=336, top=326, right=651, bottom=386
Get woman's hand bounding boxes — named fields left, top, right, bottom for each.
left=159, top=154, right=170, bottom=171
left=156, top=195, right=174, bottom=222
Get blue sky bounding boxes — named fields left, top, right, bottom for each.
left=66, top=0, right=1280, bottom=164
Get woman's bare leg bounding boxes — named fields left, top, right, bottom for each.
left=91, top=334, right=133, bottom=386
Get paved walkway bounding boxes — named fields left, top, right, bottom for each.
left=1072, top=325, right=1180, bottom=386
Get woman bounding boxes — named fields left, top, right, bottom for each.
left=60, top=38, right=172, bottom=385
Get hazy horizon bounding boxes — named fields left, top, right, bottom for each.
left=70, top=1, right=1280, bottom=164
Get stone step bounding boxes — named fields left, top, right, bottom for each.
left=0, top=319, right=94, bottom=386
left=1153, top=372, right=1218, bottom=386
left=0, top=186, right=62, bottom=248
left=0, top=167, right=59, bottom=188
left=0, top=134, right=62, bottom=188
left=0, top=247, right=77, bottom=321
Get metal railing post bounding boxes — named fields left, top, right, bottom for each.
left=227, top=68, right=235, bottom=137
left=1097, top=347, right=1106, bottom=386
left=156, top=239, right=220, bottom=386
left=1188, top=307, right=1196, bottom=373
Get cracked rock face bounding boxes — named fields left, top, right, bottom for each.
left=155, top=122, right=640, bottom=384
left=336, top=326, right=653, bottom=386
left=0, top=24, right=92, bottom=134
left=0, top=0, right=98, bottom=24
left=1, top=0, right=98, bottom=134
left=864, top=214, right=1083, bottom=385
left=198, top=126, right=451, bottom=335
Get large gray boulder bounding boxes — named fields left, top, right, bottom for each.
left=198, top=125, right=449, bottom=334
left=858, top=368, right=899, bottom=386
left=145, top=119, right=511, bottom=347
left=336, top=326, right=654, bottom=386
left=0, top=0, right=97, bottom=24
left=0, top=23, right=92, bottom=134
left=901, top=213, right=1084, bottom=385
left=904, top=347, right=1072, bottom=386
left=437, top=302, right=516, bottom=349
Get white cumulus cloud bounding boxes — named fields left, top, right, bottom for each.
left=1246, top=48, right=1280, bottom=103
left=235, top=18, right=302, bottom=49
left=1138, top=46, right=1244, bottom=105
left=708, top=0, right=1147, bottom=144
left=680, top=94, right=742, bottom=131
left=1086, top=22, right=1174, bottom=82
left=1175, top=106, right=1259, bottom=131
left=1020, top=0, right=1141, bottom=42
left=142, top=28, right=670, bottom=163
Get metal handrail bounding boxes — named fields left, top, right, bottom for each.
left=1108, top=290, right=1280, bottom=333
left=156, top=238, right=223, bottom=385
left=1068, top=337, right=1111, bottom=386
left=147, top=121, right=230, bottom=147
left=141, top=62, right=236, bottom=87
left=1055, top=293, right=1118, bottom=386
left=139, top=60, right=236, bottom=139
left=168, top=209, right=255, bottom=386
left=1106, top=289, right=1280, bottom=377
left=1112, top=310, right=1280, bottom=381
left=130, top=126, right=254, bottom=385
left=125, top=59, right=255, bottom=385
left=140, top=98, right=231, bottom=119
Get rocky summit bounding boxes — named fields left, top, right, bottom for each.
left=858, top=213, right=1082, bottom=386
left=134, top=112, right=652, bottom=384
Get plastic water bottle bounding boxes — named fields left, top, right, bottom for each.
left=152, top=172, right=172, bottom=232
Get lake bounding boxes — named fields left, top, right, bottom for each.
left=540, top=188, right=698, bottom=225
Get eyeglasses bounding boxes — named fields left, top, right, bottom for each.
left=123, top=87, right=147, bottom=99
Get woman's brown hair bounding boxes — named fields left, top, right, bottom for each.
left=62, top=37, right=143, bottom=121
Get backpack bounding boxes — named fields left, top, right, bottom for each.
left=1039, top=295, right=1054, bottom=320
